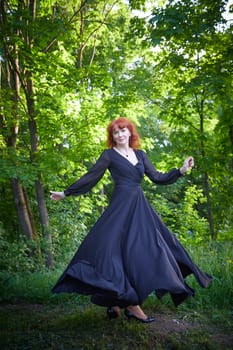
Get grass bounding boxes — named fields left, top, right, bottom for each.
left=0, top=241, right=232, bottom=349
left=0, top=300, right=232, bottom=350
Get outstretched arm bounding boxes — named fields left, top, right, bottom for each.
left=50, top=150, right=110, bottom=200
left=141, top=151, right=194, bottom=185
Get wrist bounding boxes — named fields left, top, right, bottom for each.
left=180, top=166, right=186, bottom=175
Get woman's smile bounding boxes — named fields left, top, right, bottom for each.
left=112, top=127, right=131, bottom=146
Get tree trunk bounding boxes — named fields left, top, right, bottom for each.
left=203, top=172, right=216, bottom=240
left=25, top=74, right=54, bottom=268
left=198, top=95, right=216, bottom=240
left=229, top=124, right=233, bottom=170
left=35, top=178, right=54, bottom=268
left=25, top=0, right=54, bottom=268
left=11, top=178, right=35, bottom=239
left=0, top=7, right=37, bottom=241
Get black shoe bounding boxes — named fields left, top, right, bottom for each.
left=124, top=309, right=155, bottom=323
left=107, top=307, right=119, bottom=319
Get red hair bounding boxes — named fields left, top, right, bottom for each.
left=106, top=117, right=141, bottom=149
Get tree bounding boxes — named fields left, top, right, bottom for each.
left=144, top=0, right=233, bottom=239
left=0, top=0, right=148, bottom=268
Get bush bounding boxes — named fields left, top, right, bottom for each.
left=0, top=223, right=42, bottom=272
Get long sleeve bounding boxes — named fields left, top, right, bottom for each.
left=141, top=151, right=182, bottom=185
left=64, top=150, right=110, bottom=196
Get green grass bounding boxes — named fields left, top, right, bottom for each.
left=0, top=301, right=232, bottom=350
left=0, top=241, right=232, bottom=349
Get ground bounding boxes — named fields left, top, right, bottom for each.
left=0, top=303, right=232, bottom=350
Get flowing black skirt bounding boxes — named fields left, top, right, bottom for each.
left=52, top=184, right=212, bottom=307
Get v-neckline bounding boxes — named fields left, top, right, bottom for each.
left=112, top=148, right=139, bottom=167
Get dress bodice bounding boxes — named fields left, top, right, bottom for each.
left=108, top=149, right=144, bottom=187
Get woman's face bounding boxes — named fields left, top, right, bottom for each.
left=112, top=126, right=131, bottom=147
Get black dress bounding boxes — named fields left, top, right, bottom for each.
left=52, top=149, right=212, bottom=307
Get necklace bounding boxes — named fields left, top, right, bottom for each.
left=114, top=147, right=130, bottom=158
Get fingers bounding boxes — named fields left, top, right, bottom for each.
left=50, top=191, right=65, bottom=201
left=50, top=191, right=58, bottom=201
left=184, top=157, right=194, bottom=169
left=180, top=156, right=194, bottom=175
left=187, top=156, right=194, bottom=168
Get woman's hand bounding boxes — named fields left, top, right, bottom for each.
left=50, top=191, right=65, bottom=201
left=180, top=157, right=194, bottom=175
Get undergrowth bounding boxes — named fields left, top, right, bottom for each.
left=0, top=241, right=232, bottom=350
left=1, top=241, right=232, bottom=311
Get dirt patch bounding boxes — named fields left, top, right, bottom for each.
left=148, top=312, right=198, bottom=334
left=145, top=311, right=233, bottom=349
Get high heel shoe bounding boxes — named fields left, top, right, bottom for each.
left=124, top=308, right=155, bottom=323
left=106, top=307, right=119, bottom=319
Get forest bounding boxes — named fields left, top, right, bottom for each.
left=0, top=0, right=232, bottom=349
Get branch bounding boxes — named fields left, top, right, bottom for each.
left=81, top=0, right=118, bottom=50
left=42, top=0, right=89, bottom=53
left=148, top=97, right=200, bottom=132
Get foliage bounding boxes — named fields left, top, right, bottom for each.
left=172, top=185, right=209, bottom=242
left=0, top=223, right=41, bottom=272
left=186, top=242, right=233, bottom=309
left=140, top=0, right=233, bottom=239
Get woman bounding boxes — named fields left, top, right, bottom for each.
left=50, top=117, right=212, bottom=323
